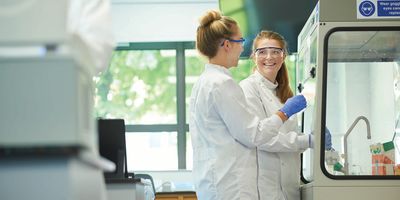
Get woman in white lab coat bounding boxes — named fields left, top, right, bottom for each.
left=239, top=30, right=307, bottom=200
left=190, top=12, right=311, bottom=200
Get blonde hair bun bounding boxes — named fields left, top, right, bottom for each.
left=199, top=10, right=222, bottom=28
left=196, top=10, right=236, bottom=58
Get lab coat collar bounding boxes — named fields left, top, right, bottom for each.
left=254, top=70, right=278, bottom=90
left=206, top=63, right=232, bottom=76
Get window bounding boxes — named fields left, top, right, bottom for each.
left=94, top=42, right=185, bottom=171
left=94, top=42, right=297, bottom=171
left=94, top=49, right=177, bottom=124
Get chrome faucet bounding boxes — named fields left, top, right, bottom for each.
left=343, top=116, right=371, bottom=174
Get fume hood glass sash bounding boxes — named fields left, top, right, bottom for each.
left=324, top=28, right=400, bottom=178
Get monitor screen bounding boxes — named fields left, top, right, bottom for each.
left=97, top=119, right=127, bottom=179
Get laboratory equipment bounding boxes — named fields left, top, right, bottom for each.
left=297, top=0, right=400, bottom=199
left=98, top=120, right=154, bottom=200
left=0, top=1, right=114, bottom=200
left=325, top=149, right=345, bottom=175
left=0, top=0, right=113, bottom=151
left=297, top=66, right=316, bottom=93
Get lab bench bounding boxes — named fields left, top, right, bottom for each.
left=106, top=177, right=154, bottom=200
left=155, top=191, right=197, bottom=200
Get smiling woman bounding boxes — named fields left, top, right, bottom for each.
left=239, top=30, right=308, bottom=200
left=189, top=10, right=310, bottom=200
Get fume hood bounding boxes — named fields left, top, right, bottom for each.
left=297, top=0, right=400, bottom=199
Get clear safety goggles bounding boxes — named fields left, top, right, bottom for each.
left=254, top=46, right=284, bottom=59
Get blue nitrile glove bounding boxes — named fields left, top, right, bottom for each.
left=310, top=127, right=333, bottom=150
left=325, top=127, right=332, bottom=150
left=279, top=94, right=307, bottom=118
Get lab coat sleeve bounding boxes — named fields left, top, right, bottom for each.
left=257, top=131, right=309, bottom=152
left=239, top=78, right=310, bottom=151
left=249, top=100, right=310, bottom=151
left=212, top=79, right=282, bottom=148
left=67, top=0, right=115, bottom=74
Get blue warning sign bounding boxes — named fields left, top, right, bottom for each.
left=359, top=1, right=376, bottom=16
left=357, top=0, right=400, bottom=18
left=377, top=0, right=400, bottom=16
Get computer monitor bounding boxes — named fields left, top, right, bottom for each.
left=97, top=119, right=128, bottom=179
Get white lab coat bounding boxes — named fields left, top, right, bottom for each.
left=67, top=0, right=115, bottom=74
left=189, top=63, right=307, bottom=200
left=239, top=70, right=308, bottom=200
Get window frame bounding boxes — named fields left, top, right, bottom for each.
left=116, top=42, right=194, bottom=170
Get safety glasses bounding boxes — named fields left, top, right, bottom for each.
left=254, top=46, right=284, bottom=59
left=220, top=38, right=246, bottom=46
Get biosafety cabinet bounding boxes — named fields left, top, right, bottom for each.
left=297, top=0, right=400, bottom=199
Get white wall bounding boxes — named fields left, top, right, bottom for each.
left=110, top=0, right=219, bottom=43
